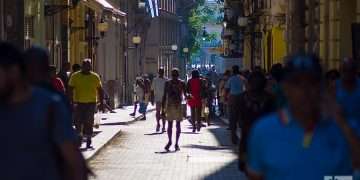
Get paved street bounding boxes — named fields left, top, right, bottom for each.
left=89, top=111, right=247, bottom=180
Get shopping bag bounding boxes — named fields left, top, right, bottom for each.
left=139, top=102, right=148, bottom=114
left=94, top=113, right=101, bottom=129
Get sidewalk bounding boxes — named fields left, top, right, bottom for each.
left=82, top=105, right=155, bottom=160
left=89, top=108, right=246, bottom=180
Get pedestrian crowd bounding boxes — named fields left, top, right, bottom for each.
left=1, top=39, right=360, bottom=180
left=142, top=54, right=360, bottom=180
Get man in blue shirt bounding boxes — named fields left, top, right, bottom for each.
left=246, top=54, right=360, bottom=180
left=225, top=65, right=245, bottom=144
left=336, top=58, right=360, bottom=137
left=0, top=42, right=89, bottom=180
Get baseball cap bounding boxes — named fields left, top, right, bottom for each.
left=283, top=54, right=322, bottom=81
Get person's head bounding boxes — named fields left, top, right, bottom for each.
left=191, top=69, right=200, bottom=79
left=24, top=46, right=50, bottom=85
left=49, top=65, right=57, bottom=78
left=253, top=66, right=262, bottom=73
left=81, top=59, right=92, bottom=73
left=270, top=63, right=284, bottom=82
left=0, top=42, right=26, bottom=102
left=232, top=65, right=240, bottom=75
left=282, top=54, right=323, bottom=117
left=72, top=63, right=81, bottom=73
left=223, top=70, right=231, bottom=78
left=248, top=71, right=267, bottom=92
left=158, top=68, right=165, bottom=77
left=341, top=58, right=358, bottom=82
left=325, top=69, right=340, bottom=87
left=61, top=61, right=71, bottom=71
left=171, top=68, right=180, bottom=79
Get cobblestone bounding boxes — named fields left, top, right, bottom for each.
left=89, top=111, right=247, bottom=180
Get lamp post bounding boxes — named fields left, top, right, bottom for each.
left=132, top=35, right=142, bottom=74
left=170, top=44, right=178, bottom=73
left=183, top=47, right=189, bottom=79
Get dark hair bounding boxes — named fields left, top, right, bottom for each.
left=72, top=63, right=81, bottom=72
left=0, top=42, right=25, bottom=74
left=192, top=69, right=200, bottom=78
left=248, top=71, right=267, bottom=91
left=158, top=67, right=165, bottom=74
left=24, top=46, right=50, bottom=73
left=270, top=63, right=284, bottom=82
left=49, top=65, right=57, bottom=73
left=325, top=69, right=340, bottom=81
left=232, top=65, right=240, bottom=75
left=172, top=68, right=180, bottom=78
left=224, top=70, right=231, bottom=76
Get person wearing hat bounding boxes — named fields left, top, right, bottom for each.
left=335, top=58, right=360, bottom=137
left=246, top=54, right=360, bottom=180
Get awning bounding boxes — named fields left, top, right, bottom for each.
left=95, top=0, right=126, bottom=16
left=81, top=0, right=126, bottom=16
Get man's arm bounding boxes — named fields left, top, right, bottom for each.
left=59, top=142, right=91, bottom=180
left=97, top=87, right=104, bottom=106
left=162, top=82, right=168, bottom=110
left=67, top=86, right=74, bottom=105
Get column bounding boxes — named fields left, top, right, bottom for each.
left=328, top=0, right=340, bottom=69
left=357, top=0, right=360, bottom=22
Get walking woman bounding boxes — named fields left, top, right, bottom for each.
left=186, top=70, right=203, bottom=132
left=162, top=68, right=187, bottom=151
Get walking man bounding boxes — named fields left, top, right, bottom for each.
left=68, top=59, right=104, bottom=149
left=0, top=42, right=90, bottom=180
left=151, top=68, right=167, bottom=132
left=162, top=68, right=187, bottom=151
left=225, top=65, right=246, bottom=144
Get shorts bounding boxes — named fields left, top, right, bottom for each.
left=166, top=104, right=183, bottom=121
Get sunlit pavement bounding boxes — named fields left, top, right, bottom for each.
left=89, top=111, right=247, bottom=180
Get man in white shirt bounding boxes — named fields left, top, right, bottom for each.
left=151, top=68, right=167, bottom=132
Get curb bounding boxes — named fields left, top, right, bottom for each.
left=85, top=108, right=156, bottom=161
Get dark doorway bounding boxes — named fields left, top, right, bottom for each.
left=352, top=23, right=360, bottom=60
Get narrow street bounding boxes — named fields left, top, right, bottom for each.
left=89, top=111, right=247, bottom=180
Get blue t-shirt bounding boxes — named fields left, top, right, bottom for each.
left=0, top=88, right=77, bottom=180
left=336, top=79, right=360, bottom=137
left=225, top=75, right=245, bottom=95
left=247, top=111, right=353, bottom=180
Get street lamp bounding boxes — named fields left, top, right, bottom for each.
left=132, top=35, right=142, bottom=74
left=183, top=47, right=189, bottom=79
left=171, top=44, right=178, bottom=51
left=237, top=16, right=248, bottom=27
left=223, top=14, right=229, bottom=29
left=132, top=35, right=141, bottom=46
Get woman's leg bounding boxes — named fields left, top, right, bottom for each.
left=165, top=120, right=173, bottom=151
left=130, top=101, right=138, bottom=116
left=191, top=107, right=196, bottom=132
left=175, top=121, right=181, bottom=151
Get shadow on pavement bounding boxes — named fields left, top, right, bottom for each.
left=144, top=132, right=164, bottom=136
left=181, top=132, right=199, bottom=134
left=183, top=144, right=230, bottom=151
left=203, top=119, right=247, bottom=180
left=100, top=118, right=140, bottom=126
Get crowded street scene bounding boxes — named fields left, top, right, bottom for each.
left=1, top=0, right=360, bottom=180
